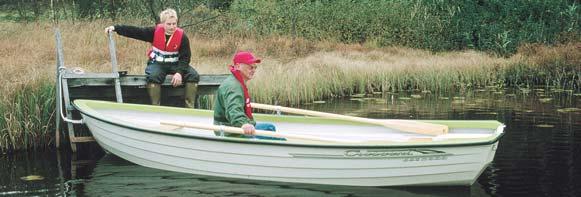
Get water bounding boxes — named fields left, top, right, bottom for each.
left=1, top=88, right=580, bottom=196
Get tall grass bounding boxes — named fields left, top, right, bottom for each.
left=0, top=20, right=578, bottom=152
left=504, top=43, right=581, bottom=89
left=0, top=78, right=55, bottom=152
left=250, top=49, right=508, bottom=106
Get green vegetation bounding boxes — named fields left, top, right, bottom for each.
left=229, top=0, right=579, bottom=55
left=0, top=0, right=579, bottom=152
left=1, top=79, right=56, bottom=152
left=1, top=0, right=579, bottom=55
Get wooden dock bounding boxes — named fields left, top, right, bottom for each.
left=58, top=69, right=228, bottom=151
left=54, top=28, right=229, bottom=151
left=63, top=70, right=228, bottom=105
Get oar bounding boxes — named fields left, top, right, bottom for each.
left=251, top=103, right=449, bottom=136
left=160, top=121, right=359, bottom=143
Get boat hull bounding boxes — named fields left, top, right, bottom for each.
left=79, top=105, right=501, bottom=186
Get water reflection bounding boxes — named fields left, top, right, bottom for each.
left=81, top=155, right=471, bottom=197
left=0, top=145, right=104, bottom=196
left=0, top=150, right=475, bottom=197
left=0, top=151, right=63, bottom=195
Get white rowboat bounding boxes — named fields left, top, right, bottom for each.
left=74, top=99, right=504, bottom=186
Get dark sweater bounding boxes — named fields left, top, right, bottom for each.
left=113, top=25, right=191, bottom=70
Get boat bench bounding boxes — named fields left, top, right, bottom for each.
left=63, top=71, right=229, bottom=106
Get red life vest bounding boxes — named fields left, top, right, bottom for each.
left=148, top=24, right=184, bottom=63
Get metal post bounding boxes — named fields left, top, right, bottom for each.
left=108, top=31, right=123, bottom=103
left=61, top=77, right=77, bottom=152
left=54, top=27, right=64, bottom=149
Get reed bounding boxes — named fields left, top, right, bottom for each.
left=504, top=43, right=581, bottom=89
left=0, top=78, right=55, bottom=152
left=249, top=49, right=508, bottom=105
left=0, top=20, right=578, bottom=152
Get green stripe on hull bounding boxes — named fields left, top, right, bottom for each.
left=74, top=99, right=502, bottom=129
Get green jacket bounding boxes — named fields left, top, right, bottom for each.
left=213, top=75, right=256, bottom=128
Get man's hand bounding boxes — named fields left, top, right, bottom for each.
left=241, top=124, right=255, bottom=136
left=171, top=73, right=183, bottom=87
left=105, top=26, right=115, bottom=33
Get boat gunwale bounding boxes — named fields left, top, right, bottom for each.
left=74, top=99, right=505, bottom=149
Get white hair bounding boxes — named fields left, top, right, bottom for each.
left=159, top=8, right=178, bottom=23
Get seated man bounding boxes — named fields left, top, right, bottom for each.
left=213, top=51, right=282, bottom=140
left=105, top=8, right=199, bottom=108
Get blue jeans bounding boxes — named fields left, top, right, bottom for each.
left=255, top=123, right=285, bottom=141
left=255, top=122, right=276, bottom=131
left=214, top=122, right=286, bottom=141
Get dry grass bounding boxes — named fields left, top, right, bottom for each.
left=250, top=49, right=507, bottom=105
left=0, top=20, right=511, bottom=104
left=514, top=42, right=581, bottom=67
left=5, top=20, right=579, bottom=106
left=504, top=42, right=581, bottom=88
left=2, top=20, right=577, bottom=152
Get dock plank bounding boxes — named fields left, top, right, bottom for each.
left=64, top=73, right=228, bottom=100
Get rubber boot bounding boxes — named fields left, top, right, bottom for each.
left=185, top=82, right=198, bottom=108
left=147, top=83, right=161, bottom=105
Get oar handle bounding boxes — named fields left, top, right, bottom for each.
left=160, top=121, right=351, bottom=143
left=162, top=121, right=266, bottom=135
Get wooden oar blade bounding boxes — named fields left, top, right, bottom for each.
left=382, top=120, right=448, bottom=136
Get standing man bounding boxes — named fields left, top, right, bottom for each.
left=105, top=8, right=200, bottom=108
left=213, top=51, right=281, bottom=140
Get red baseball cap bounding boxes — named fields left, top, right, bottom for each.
left=233, top=51, right=261, bottom=65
